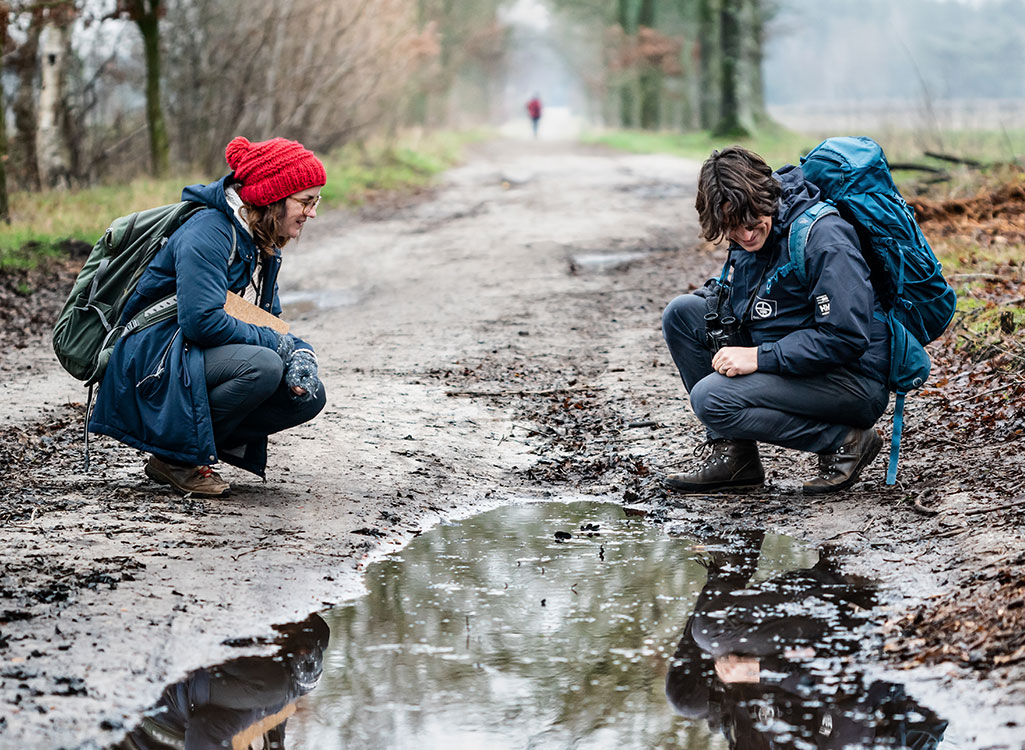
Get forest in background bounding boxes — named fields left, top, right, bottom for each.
left=0, top=0, right=1022, bottom=234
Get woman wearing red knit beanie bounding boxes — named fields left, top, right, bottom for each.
left=89, top=136, right=329, bottom=497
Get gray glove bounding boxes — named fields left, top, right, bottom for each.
left=276, top=332, right=297, bottom=363
left=285, top=349, right=320, bottom=401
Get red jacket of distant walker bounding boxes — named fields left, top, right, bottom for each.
left=527, top=98, right=542, bottom=119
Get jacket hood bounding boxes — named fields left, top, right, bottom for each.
left=181, top=174, right=233, bottom=212
left=774, top=164, right=822, bottom=231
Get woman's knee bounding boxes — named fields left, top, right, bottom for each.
left=245, top=347, right=285, bottom=397
left=291, top=382, right=327, bottom=426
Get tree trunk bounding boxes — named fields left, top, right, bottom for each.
left=744, top=0, right=771, bottom=127
left=11, top=11, right=42, bottom=191
left=0, top=4, right=10, bottom=222
left=697, top=0, right=719, bottom=130
left=637, top=0, right=659, bottom=130
left=130, top=0, right=170, bottom=177
left=617, top=0, right=637, bottom=128
left=37, top=21, right=72, bottom=189
left=713, top=0, right=747, bottom=137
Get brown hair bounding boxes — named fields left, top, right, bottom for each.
left=695, top=146, right=781, bottom=243
left=241, top=198, right=292, bottom=255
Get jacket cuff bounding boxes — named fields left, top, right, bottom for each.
left=757, top=342, right=781, bottom=373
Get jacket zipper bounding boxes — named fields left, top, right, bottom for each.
left=136, top=328, right=181, bottom=389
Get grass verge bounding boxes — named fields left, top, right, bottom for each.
left=0, top=130, right=483, bottom=272
left=583, top=127, right=1025, bottom=184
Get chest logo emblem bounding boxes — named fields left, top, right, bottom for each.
left=753, top=298, right=776, bottom=319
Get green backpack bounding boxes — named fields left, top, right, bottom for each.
left=52, top=201, right=207, bottom=386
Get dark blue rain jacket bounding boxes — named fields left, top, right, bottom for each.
left=89, top=175, right=311, bottom=476
left=724, top=165, right=889, bottom=381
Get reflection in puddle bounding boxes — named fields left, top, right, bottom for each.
left=113, top=614, right=328, bottom=749
left=118, top=503, right=948, bottom=749
left=667, top=530, right=947, bottom=749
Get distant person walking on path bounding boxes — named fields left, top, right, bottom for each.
left=526, top=94, right=542, bottom=138
left=660, top=146, right=890, bottom=494
left=89, top=136, right=328, bottom=497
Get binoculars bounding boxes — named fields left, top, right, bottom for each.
left=704, top=312, right=741, bottom=352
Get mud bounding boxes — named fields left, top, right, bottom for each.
left=1, top=140, right=1024, bottom=749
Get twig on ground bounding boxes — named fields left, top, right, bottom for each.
left=929, top=527, right=969, bottom=540
left=964, top=496, right=1025, bottom=517
left=950, top=382, right=1019, bottom=405
left=910, top=492, right=941, bottom=517
left=625, top=420, right=658, bottom=429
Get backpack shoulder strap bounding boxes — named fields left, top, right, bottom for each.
left=228, top=223, right=238, bottom=266
left=785, top=202, right=839, bottom=287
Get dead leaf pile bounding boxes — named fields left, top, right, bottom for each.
left=882, top=559, right=1025, bottom=671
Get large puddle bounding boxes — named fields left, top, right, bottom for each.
left=114, top=502, right=949, bottom=749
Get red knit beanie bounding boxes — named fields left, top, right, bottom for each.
left=224, top=136, right=326, bottom=207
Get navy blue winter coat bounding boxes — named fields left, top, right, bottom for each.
left=89, top=176, right=311, bottom=476
left=723, top=165, right=889, bottom=382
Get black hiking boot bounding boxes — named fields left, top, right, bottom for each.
left=803, top=427, right=883, bottom=495
left=664, top=439, right=764, bottom=492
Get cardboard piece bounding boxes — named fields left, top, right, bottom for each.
left=224, top=291, right=290, bottom=334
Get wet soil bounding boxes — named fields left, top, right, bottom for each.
left=1, top=140, right=1024, bottom=749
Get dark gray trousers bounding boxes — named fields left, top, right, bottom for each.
left=661, top=294, right=888, bottom=455
left=204, top=344, right=326, bottom=452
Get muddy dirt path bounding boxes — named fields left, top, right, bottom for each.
left=1, top=140, right=1024, bottom=749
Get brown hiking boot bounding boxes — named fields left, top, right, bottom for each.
left=664, top=439, right=765, bottom=492
left=803, top=427, right=883, bottom=495
left=144, top=455, right=230, bottom=497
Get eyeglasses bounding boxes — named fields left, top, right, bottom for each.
left=288, top=194, right=322, bottom=215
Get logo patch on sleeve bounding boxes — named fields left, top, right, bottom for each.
left=752, top=297, right=777, bottom=319
left=816, top=294, right=831, bottom=317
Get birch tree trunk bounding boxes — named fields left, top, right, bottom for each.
left=36, top=21, right=71, bottom=189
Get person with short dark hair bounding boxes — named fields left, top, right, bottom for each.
left=661, top=146, right=890, bottom=494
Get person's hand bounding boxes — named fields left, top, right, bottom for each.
left=284, top=349, right=319, bottom=401
left=714, top=654, right=761, bottom=684
left=712, top=346, right=758, bottom=377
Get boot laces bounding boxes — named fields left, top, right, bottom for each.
left=694, top=439, right=730, bottom=466
left=196, top=465, right=215, bottom=479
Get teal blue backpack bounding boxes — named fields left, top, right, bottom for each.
left=783, top=136, right=957, bottom=485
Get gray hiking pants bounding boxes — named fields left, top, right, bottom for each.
left=204, top=343, right=326, bottom=451
left=661, top=294, right=888, bottom=455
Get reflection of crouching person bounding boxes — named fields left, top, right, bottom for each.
left=661, top=146, right=891, bottom=494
